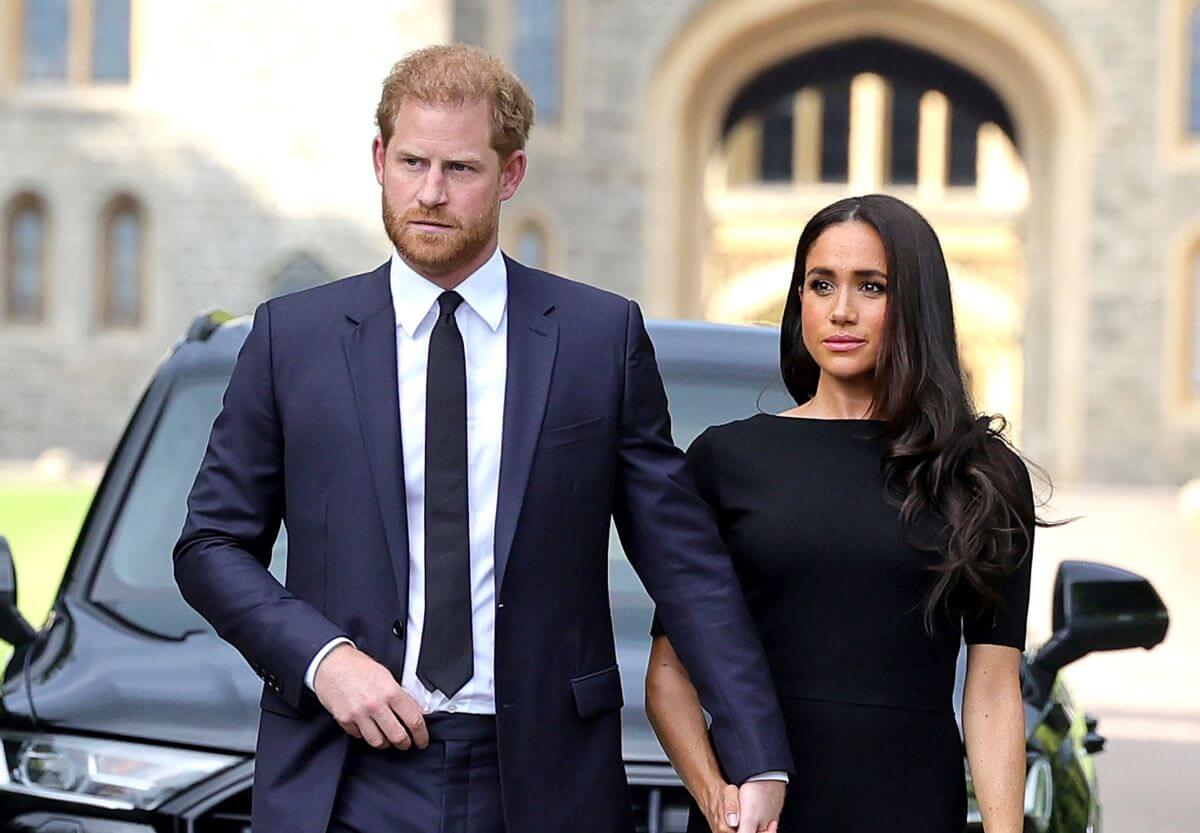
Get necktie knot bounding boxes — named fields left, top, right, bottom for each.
left=438, top=291, right=464, bottom=318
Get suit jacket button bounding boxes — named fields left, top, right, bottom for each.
left=392, top=619, right=405, bottom=638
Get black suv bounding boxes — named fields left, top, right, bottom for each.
left=0, top=311, right=1170, bottom=832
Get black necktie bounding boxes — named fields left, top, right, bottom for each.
left=416, top=291, right=474, bottom=697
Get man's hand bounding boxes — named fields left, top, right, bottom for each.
left=312, top=643, right=429, bottom=750
left=736, top=780, right=785, bottom=832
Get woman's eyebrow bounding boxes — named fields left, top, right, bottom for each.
left=804, top=267, right=888, bottom=278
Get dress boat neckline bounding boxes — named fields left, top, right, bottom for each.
left=756, top=412, right=885, bottom=424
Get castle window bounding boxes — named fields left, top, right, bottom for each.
left=1191, top=245, right=1200, bottom=394
left=91, top=0, right=131, bottom=82
left=515, top=222, right=549, bottom=270
left=1190, top=3, right=1200, bottom=136
left=720, top=39, right=1011, bottom=191
left=5, top=193, right=48, bottom=323
left=513, top=0, right=562, bottom=123
left=888, top=78, right=922, bottom=185
left=948, top=104, right=981, bottom=186
left=18, top=0, right=131, bottom=84
left=819, top=78, right=852, bottom=183
left=22, top=0, right=70, bottom=81
left=99, top=195, right=144, bottom=328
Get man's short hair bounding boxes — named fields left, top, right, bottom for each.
left=376, top=43, right=535, bottom=157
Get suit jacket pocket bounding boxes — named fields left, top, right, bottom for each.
left=259, top=683, right=319, bottom=719
left=538, top=415, right=611, bottom=450
left=570, top=665, right=624, bottom=719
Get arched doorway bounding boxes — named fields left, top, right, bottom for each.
left=704, top=38, right=1029, bottom=432
left=642, top=0, right=1093, bottom=479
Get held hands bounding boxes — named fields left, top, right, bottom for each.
left=734, top=780, right=784, bottom=833
left=700, top=782, right=743, bottom=833
left=312, top=643, right=429, bottom=750
left=701, top=780, right=783, bottom=832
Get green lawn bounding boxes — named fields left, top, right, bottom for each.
left=0, top=480, right=96, bottom=665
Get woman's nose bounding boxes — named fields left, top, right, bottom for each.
left=831, top=292, right=857, bottom=324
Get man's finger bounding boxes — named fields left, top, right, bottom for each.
left=373, top=707, right=413, bottom=749
left=392, top=693, right=430, bottom=749
left=357, top=719, right=387, bottom=749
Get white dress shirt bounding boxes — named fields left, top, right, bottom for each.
left=305, top=245, right=507, bottom=715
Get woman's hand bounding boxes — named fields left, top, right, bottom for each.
left=699, top=781, right=742, bottom=833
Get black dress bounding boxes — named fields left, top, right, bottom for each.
left=651, top=414, right=1034, bottom=833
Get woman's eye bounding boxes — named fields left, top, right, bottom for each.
left=863, top=281, right=887, bottom=294
left=809, top=279, right=833, bottom=293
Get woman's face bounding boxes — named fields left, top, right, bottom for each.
left=800, top=221, right=889, bottom=383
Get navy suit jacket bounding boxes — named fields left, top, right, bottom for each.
left=174, top=257, right=792, bottom=833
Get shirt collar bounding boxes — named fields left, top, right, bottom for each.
left=389, top=245, right=508, bottom=337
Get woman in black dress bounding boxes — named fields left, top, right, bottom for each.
left=646, top=195, right=1042, bottom=833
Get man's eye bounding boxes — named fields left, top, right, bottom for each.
left=449, top=163, right=471, bottom=172
left=403, top=158, right=421, bottom=167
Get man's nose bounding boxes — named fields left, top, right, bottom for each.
left=417, top=168, right=448, bottom=209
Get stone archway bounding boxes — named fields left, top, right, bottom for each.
left=641, top=0, right=1094, bottom=479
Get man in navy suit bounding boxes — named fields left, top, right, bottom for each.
left=174, top=44, right=791, bottom=833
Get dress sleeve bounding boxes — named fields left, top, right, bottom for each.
left=962, top=451, right=1035, bottom=649
left=649, top=428, right=722, bottom=639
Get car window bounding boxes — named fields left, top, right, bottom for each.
left=86, top=361, right=787, bottom=639
left=89, top=378, right=287, bottom=638
left=607, top=373, right=791, bottom=599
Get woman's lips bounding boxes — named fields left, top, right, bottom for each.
left=823, top=338, right=866, bottom=352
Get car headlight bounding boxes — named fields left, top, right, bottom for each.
left=0, top=731, right=242, bottom=810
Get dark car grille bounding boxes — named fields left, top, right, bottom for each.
left=194, top=787, right=251, bottom=833
left=630, top=784, right=693, bottom=833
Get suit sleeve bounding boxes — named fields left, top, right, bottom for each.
left=173, top=302, right=348, bottom=709
left=612, top=300, right=794, bottom=782
left=648, top=430, right=721, bottom=639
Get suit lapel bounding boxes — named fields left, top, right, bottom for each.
left=342, top=262, right=410, bottom=615
left=495, top=259, right=558, bottom=595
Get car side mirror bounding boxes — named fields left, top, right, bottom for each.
left=0, top=536, right=37, bottom=647
left=1030, top=561, right=1168, bottom=696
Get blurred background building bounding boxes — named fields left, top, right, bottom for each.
left=0, top=0, right=1199, bottom=482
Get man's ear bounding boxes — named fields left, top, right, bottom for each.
left=372, top=135, right=386, bottom=186
left=499, top=149, right=528, bottom=201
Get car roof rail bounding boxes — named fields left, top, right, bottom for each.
left=184, top=309, right=235, bottom=343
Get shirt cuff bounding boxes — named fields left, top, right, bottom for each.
left=303, top=637, right=355, bottom=690
left=745, top=770, right=789, bottom=783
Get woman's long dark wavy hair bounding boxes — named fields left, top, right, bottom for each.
left=781, top=194, right=1052, bottom=631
